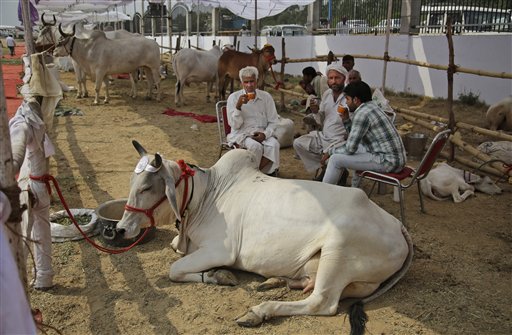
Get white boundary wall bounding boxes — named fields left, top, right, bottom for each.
left=155, top=34, right=512, bottom=105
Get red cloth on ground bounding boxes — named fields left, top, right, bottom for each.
left=163, top=108, right=218, bottom=123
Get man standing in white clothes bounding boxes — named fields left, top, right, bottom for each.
left=10, top=53, right=62, bottom=290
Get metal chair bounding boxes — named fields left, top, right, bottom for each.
left=215, top=100, right=236, bottom=158
left=356, top=129, right=451, bottom=226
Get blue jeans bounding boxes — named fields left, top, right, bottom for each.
left=322, top=147, right=387, bottom=187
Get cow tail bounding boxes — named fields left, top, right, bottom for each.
left=348, top=301, right=367, bottom=335
left=172, top=56, right=181, bottom=95
left=176, top=80, right=181, bottom=95
left=347, top=224, right=414, bottom=334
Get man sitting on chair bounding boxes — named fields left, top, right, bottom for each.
left=226, top=66, right=280, bottom=176
left=321, top=81, right=406, bottom=187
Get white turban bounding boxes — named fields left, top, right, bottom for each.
left=325, top=62, right=348, bottom=79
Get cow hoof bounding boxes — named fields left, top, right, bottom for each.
left=211, top=269, right=238, bottom=286
left=257, top=277, right=287, bottom=291
left=236, top=310, right=263, bottom=327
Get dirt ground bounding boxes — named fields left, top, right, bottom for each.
left=28, top=71, right=511, bottom=335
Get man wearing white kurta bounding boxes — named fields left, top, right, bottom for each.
left=293, top=63, right=349, bottom=176
left=226, top=66, right=280, bottom=175
left=11, top=53, right=62, bottom=290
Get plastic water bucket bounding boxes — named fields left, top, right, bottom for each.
left=405, top=133, right=428, bottom=160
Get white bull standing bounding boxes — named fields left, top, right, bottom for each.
left=172, top=45, right=223, bottom=106
left=115, top=143, right=413, bottom=334
left=53, top=25, right=161, bottom=104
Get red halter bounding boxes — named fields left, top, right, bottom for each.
left=124, top=160, right=195, bottom=227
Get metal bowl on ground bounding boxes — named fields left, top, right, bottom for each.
left=405, top=132, right=428, bottom=160
left=96, top=199, right=156, bottom=247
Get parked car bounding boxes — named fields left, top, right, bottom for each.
left=346, top=20, right=370, bottom=34
left=372, top=19, right=401, bottom=33
left=260, top=25, right=273, bottom=36
left=262, top=24, right=308, bottom=36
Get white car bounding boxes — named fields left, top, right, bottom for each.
left=373, top=19, right=401, bottom=33
left=262, top=24, right=308, bottom=36
left=337, top=20, right=370, bottom=34
left=349, top=20, right=370, bottom=34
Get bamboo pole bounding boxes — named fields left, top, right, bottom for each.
left=446, top=18, right=455, bottom=160
left=264, top=83, right=308, bottom=98
left=395, top=113, right=511, bottom=178
left=400, top=114, right=445, bottom=132
left=0, top=52, right=28, bottom=291
left=276, top=53, right=512, bottom=80
left=449, top=132, right=512, bottom=177
left=394, top=107, right=512, bottom=141
left=280, top=37, right=286, bottom=113
left=439, top=152, right=506, bottom=179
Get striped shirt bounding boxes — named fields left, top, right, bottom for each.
left=329, top=101, right=406, bottom=172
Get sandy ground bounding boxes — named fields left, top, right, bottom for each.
left=27, top=71, right=511, bottom=335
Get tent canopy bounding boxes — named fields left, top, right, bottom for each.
left=35, top=1, right=132, bottom=24
left=173, top=0, right=315, bottom=20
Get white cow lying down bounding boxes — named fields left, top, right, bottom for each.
left=116, top=144, right=413, bottom=334
left=420, top=163, right=502, bottom=203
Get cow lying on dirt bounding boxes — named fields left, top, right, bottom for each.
left=420, top=163, right=502, bottom=203
left=115, top=143, right=414, bottom=335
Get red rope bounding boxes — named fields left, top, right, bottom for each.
left=269, top=66, right=284, bottom=90
left=175, top=160, right=195, bottom=216
left=30, top=174, right=152, bottom=254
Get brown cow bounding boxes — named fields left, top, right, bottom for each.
left=217, top=44, right=277, bottom=100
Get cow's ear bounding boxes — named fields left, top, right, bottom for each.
left=161, top=162, right=181, bottom=222
left=132, top=140, right=147, bottom=157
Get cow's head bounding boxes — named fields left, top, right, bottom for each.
left=115, top=141, right=181, bottom=240
left=261, top=44, right=277, bottom=65
left=35, top=14, right=58, bottom=50
left=473, top=175, right=502, bottom=195
left=53, top=23, right=76, bottom=57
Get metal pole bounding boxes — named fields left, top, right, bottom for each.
left=254, top=0, right=258, bottom=48
left=196, top=0, right=200, bottom=47
left=381, top=0, right=393, bottom=92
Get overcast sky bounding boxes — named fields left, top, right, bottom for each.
left=0, top=0, right=139, bottom=27
left=1, top=1, right=19, bottom=27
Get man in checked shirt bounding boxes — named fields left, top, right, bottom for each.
left=321, top=81, right=406, bottom=187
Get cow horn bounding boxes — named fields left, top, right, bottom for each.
left=132, top=140, right=147, bottom=157
left=58, top=23, right=75, bottom=38
left=151, top=154, right=162, bottom=170
left=58, top=23, right=68, bottom=37
left=41, top=13, right=56, bottom=26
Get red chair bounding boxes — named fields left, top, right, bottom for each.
left=215, top=100, right=237, bottom=158
left=357, top=129, right=451, bottom=225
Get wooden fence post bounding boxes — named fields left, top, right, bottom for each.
left=0, top=57, right=28, bottom=292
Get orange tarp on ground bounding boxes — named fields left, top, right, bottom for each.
left=3, top=44, right=26, bottom=118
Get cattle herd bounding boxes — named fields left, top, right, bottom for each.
left=29, top=16, right=508, bottom=335
left=35, top=16, right=278, bottom=107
